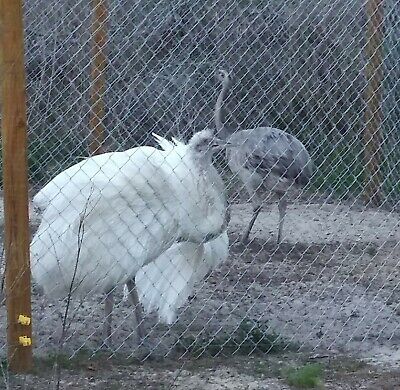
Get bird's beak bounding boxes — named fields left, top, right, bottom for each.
left=224, top=140, right=236, bottom=147
left=214, top=139, right=239, bottom=148
left=212, top=139, right=239, bottom=150
left=212, top=138, right=231, bottom=149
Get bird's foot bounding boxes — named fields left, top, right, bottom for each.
left=97, top=335, right=114, bottom=353
left=104, top=331, right=114, bottom=347
left=134, top=338, right=154, bottom=359
left=100, top=323, right=113, bottom=351
left=240, top=234, right=250, bottom=245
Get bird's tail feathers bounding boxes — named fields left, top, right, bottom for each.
left=152, top=133, right=176, bottom=152
left=134, top=232, right=229, bottom=324
left=171, top=136, right=182, bottom=146
left=152, top=133, right=186, bottom=153
left=135, top=242, right=204, bottom=324
left=295, top=160, right=314, bottom=187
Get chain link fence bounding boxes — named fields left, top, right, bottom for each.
left=1, top=0, right=399, bottom=384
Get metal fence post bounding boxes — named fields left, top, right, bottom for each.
left=364, top=0, right=384, bottom=206
left=0, top=0, right=33, bottom=372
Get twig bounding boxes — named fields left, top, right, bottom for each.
left=0, top=358, right=10, bottom=390
left=168, top=360, right=186, bottom=390
left=0, top=245, right=5, bottom=296
left=53, top=187, right=94, bottom=390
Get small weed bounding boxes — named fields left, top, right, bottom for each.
left=34, top=353, right=86, bottom=372
left=177, top=319, right=295, bottom=357
left=327, top=357, right=367, bottom=373
left=33, top=349, right=110, bottom=374
left=107, top=384, right=122, bottom=390
left=366, top=244, right=378, bottom=256
left=0, top=359, right=8, bottom=378
left=283, top=363, right=324, bottom=389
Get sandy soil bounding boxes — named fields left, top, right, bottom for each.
left=1, top=199, right=399, bottom=388
left=2, top=354, right=400, bottom=389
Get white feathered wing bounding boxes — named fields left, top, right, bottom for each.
left=31, top=133, right=227, bottom=299
left=30, top=147, right=179, bottom=298
left=133, top=231, right=229, bottom=324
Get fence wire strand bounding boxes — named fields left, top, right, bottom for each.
left=0, top=0, right=399, bottom=379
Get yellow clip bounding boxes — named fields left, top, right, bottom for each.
left=18, top=315, right=31, bottom=326
left=18, top=336, right=32, bottom=347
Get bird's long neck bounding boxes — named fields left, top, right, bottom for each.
left=214, top=78, right=230, bottom=140
left=193, top=152, right=214, bottom=173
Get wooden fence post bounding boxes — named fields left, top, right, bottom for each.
left=364, top=0, right=384, bottom=206
left=0, top=0, right=33, bottom=372
left=89, top=0, right=108, bottom=155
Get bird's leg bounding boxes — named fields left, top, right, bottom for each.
left=104, top=290, right=114, bottom=347
left=241, top=204, right=262, bottom=245
left=225, top=201, right=231, bottom=226
left=277, top=196, right=287, bottom=244
left=126, top=279, right=145, bottom=344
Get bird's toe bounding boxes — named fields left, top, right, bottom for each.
left=241, top=236, right=250, bottom=245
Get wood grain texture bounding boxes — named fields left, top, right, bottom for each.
left=0, top=0, right=33, bottom=372
left=89, top=0, right=108, bottom=155
left=364, top=0, right=383, bottom=206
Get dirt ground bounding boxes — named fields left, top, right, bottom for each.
left=2, top=353, right=400, bottom=389
left=1, top=199, right=399, bottom=388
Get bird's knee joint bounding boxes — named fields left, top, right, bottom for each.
left=253, top=205, right=262, bottom=213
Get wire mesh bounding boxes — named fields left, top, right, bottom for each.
left=1, top=0, right=399, bottom=384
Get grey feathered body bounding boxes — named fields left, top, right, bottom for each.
left=214, top=69, right=313, bottom=243
left=226, top=127, right=313, bottom=203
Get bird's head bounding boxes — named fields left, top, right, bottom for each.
left=189, top=129, right=228, bottom=160
left=216, top=69, right=231, bottom=85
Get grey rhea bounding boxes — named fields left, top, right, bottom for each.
left=215, top=69, right=313, bottom=244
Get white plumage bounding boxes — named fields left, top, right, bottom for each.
left=132, top=230, right=229, bottom=324
left=31, top=129, right=228, bottom=342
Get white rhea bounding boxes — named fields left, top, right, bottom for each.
left=30, top=129, right=229, bottom=345
left=215, top=69, right=313, bottom=244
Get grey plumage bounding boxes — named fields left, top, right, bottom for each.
left=215, top=70, right=313, bottom=244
